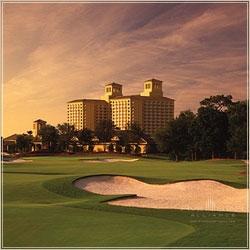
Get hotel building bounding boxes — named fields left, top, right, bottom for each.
left=67, top=99, right=110, bottom=131
left=67, top=79, right=174, bottom=135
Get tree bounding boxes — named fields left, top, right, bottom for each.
left=128, top=123, right=146, bottom=143
left=116, top=130, right=130, bottom=147
left=155, top=110, right=195, bottom=161
left=39, top=125, right=59, bottom=152
left=134, top=145, right=141, bottom=154
left=155, top=122, right=179, bottom=161
left=108, top=143, right=114, bottom=152
left=27, top=130, right=33, bottom=136
left=57, top=123, right=75, bottom=152
left=196, top=95, right=233, bottom=159
left=196, top=106, right=228, bottom=159
left=155, top=95, right=245, bottom=161
left=77, top=128, right=94, bottom=145
left=227, top=101, right=247, bottom=159
left=16, top=133, right=33, bottom=152
left=180, top=111, right=196, bottom=160
left=95, top=120, right=116, bottom=142
left=189, top=117, right=202, bottom=161
left=200, top=95, right=233, bottom=112
left=116, top=144, right=123, bottom=153
left=125, top=144, right=132, bottom=154
left=115, top=123, right=149, bottom=154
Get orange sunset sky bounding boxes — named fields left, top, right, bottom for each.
left=3, top=2, right=247, bottom=137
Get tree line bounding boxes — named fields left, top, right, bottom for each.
left=155, top=95, right=247, bottom=161
left=15, top=121, right=147, bottom=154
left=14, top=95, right=247, bottom=160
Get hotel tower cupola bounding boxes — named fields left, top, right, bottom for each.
left=140, top=78, right=163, bottom=97
left=102, top=82, right=123, bottom=102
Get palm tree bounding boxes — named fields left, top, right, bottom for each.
left=128, top=123, right=145, bottom=143
left=39, top=125, right=59, bottom=152
left=76, top=128, right=94, bottom=145
left=57, top=123, right=75, bottom=152
left=16, top=133, right=33, bottom=153
left=95, top=120, right=116, bottom=142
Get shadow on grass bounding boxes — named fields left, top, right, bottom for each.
left=3, top=171, right=70, bottom=176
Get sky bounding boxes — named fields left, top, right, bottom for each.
left=3, top=2, right=247, bottom=137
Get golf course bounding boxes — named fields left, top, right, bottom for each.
left=2, top=155, right=248, bottom=247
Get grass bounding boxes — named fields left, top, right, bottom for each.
left=2, top=156, right=248, bottom=247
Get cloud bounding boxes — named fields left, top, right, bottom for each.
left=3, top=3, right=247, bottom=136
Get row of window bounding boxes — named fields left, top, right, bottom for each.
left=144, top=105, right=173, bottom=108
left=144, top=115, right=173, bottom=118
left=68, top=105, right=109, bottom=109
left=110, top=100, right=130, bottom=103
left=112, top=113, right=130, bottom=116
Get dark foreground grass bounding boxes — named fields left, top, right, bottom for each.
left=2, top=156, right=248, bottom=247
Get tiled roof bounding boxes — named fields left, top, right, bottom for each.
left=3, top=134, right=19, bottom=141
left=144, top=78, right=162, bottom=82
left=105, top=82, right=122, bottom=87
left=34, top=119, right=46, bottom=123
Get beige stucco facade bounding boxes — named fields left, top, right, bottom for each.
left=67, top=79, right=174, bottom=136
left=67, top=99, right=110, bottom=131
left=108, top=79, right=174, bottom=135
left=32, top=119, right=47, bottom=137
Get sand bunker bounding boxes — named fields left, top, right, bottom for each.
left=243, top=160, right=249, bottom=165
left=74, top=175, right=248, bottom=212
left=3, top=159, right=33, bottom=164
left=82, top=158, right=139, bottom=163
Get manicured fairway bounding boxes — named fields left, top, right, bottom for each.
left=2, top=156, right=248, bottom=247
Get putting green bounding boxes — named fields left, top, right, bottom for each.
left=2, top=156, right=248, bottom=247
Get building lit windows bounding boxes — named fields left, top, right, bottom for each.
left=68, top=79, right=174, bottom=135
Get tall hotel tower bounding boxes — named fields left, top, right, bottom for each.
left=67, top=79, right=174, bottom=136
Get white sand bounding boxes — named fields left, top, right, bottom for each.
left=84, top=158, right=139, bottom=163
left=74, top=175, right=248, bottom=212
left=2, top=152, right=11, bottom=156
left=3, top=159, right=33, bottom=164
